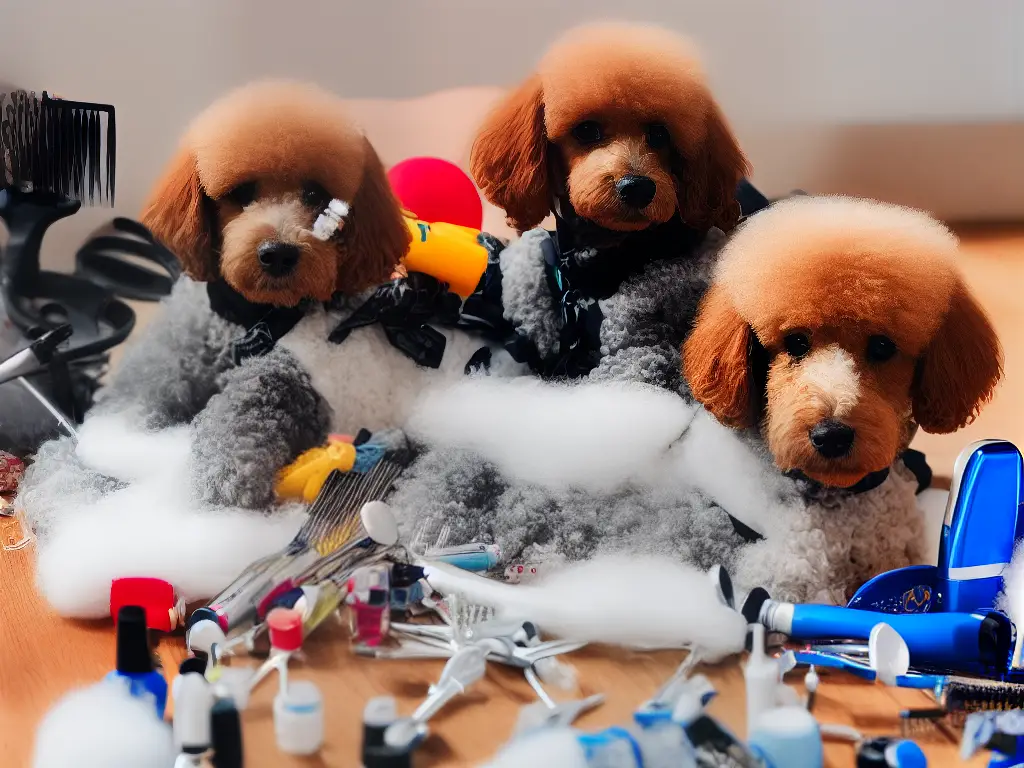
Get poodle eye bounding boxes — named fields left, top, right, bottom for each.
left=571, top=121, right=603, bottom=145
left=866, top=335, right=897, bottom=362
left=302, top=181, right=331, bottom=209
left=783, top=333, right=811, bottom=359
left=224, top=181, right=256, bottom=207
left=646, top=124, right=671, bottom=150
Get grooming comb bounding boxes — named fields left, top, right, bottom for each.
left=899, top=707, right=958, bottom=740
left=939, top=676, right=1024, bottom=718
left=188, top=459, right=405, bottom=654
left=187, top=470, right=364, bottom=644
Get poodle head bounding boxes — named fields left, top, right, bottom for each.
left=683, top=196, right=1003, bottom=488
left=140, top=80, right=410, bottom=307
left=471, top=23, right=750, bottom=234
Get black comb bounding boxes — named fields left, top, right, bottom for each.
left=0, top=90, right=115, bottom=205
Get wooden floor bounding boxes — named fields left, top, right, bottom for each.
left=3, top=224, right=1022, bottom=768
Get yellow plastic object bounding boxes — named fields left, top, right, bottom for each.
left=398, top=213, right=490, bottom=298
left=276, top=441, right=357, bottom=503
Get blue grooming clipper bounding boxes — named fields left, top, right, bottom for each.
left=848, top=440, right=1024, bottom=615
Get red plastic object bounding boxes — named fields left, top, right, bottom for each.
left=267, top=607, right=304, bottom=652
left=0, top=450, right=25, bottom=493
left=110, top=577, right=178, bottom=632
left=387, top=157, right=483, bottom=230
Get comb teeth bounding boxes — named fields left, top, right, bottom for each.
left=0, top=90, right=115, bottom=204
left=899, top=707, right=956, bottom=739
left=313, top=459, right=404, bottom=555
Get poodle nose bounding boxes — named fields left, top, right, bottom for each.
left=257, top=241, right=300, bottom=277
left=809, top=420, right=856, bottom=459
left=615, top=175, right=657, bottom=209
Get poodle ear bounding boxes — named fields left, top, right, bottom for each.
left=913, top=284, right=1003, bottom=433
left=338, top=138, right=411, bottom=293
left=470, top=74, right=550, bottom=232
left=140, top=147, right=217, bottom=281
left=677, top=101, right=750, bottom=232
left=682, top=283, right=756, bottom=428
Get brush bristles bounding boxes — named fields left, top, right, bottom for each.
left=0, top=90, right=116, bottom=205
left=939, top=676, right=1024, bottom=724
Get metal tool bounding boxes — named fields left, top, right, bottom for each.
left=383, top=645, right=488, bottom=750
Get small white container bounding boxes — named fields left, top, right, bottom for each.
left=274, top=680, right=324, bottom=756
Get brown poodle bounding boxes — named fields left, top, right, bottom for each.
left=684, top=196, right=1003, bottom=489
left=470, top=22, right=750, bottom=236
left=141, top=79, right=410, bottom=309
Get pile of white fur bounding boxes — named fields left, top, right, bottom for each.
left=22, top=376, right=935, bottom=631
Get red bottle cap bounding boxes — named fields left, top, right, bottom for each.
left=110, top=577, right=176, bottom=632
left=267, top=607, right=303, bottom=652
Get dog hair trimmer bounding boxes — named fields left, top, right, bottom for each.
left=847, top=440, right=1024, bottom=617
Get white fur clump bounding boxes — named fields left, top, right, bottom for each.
left=998, top=539, right=1024, bottom=626
left=36, top=480, right=304, bottom=617
left=36, top=422, right=303, bottom=617
left=33, top=680, right=176, bottom=768
left=407, top=378, right=698, bottom=494
left=35, top=411, right=304, bottom=617
left=422, top=554, right=747, bottom=657
left=75, top=411, right=191, bottom=483
left=481, top=728, right=588, bottom=768
left=653, top=408, right=797, bottom=535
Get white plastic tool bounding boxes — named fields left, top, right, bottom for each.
left=384, top=645, right=488, bottom=749
left=173, top=673, right=213, bottom=760
left=868, top=622, right=910, bottom=686
left=745, top=624, right=780, bottom=729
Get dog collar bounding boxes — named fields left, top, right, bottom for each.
left=207, top=280, right=307, bottom=364
left=785, top=449, right=933, bottom=498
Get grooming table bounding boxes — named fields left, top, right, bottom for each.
left=0, top=514, right=982, bottom=768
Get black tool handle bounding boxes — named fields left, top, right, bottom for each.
left=0, top=187, right=80, bottom=293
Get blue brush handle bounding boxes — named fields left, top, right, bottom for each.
left=765, top=602, right=1012, bottom=669
left=434, top=551, right=499, bottom=572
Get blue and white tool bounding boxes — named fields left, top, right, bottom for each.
left=848, top=440, right=1024, bottom=617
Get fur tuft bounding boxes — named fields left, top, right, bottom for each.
left=35, top=468, right=304, bottom=617
left=422, top=554, right=747, bottom=656
left=406, top=378, right=698, bottom=493
left=33, top=680, right=176, bottom=768
left=75, top=412, right=191, bottom=483
left=998, top=539, right=1024, bottom=627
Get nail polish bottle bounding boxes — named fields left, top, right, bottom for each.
left=210, top=697, right=244, bottom=768
left=105, top=605, right=168, bottom=719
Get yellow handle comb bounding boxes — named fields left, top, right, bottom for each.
left=276, top=441, right=357, bottom=502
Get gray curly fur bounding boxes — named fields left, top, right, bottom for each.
left=19, top=436, right=122, bottom=542
left=389, top=445, right=747, bottom=571
left=20, top=277, right=330, bottom=531
left=390, top=226, right=929, bottom=603
left=91, top=279, right=240, bottom=428
left=191, top=347, right=329, bottom=507
left=497, top=228, right=562, bottom=359
left=19, top=226, right=929, bottom=605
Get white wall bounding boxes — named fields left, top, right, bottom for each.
left=1, top=0, right=1022, bottom=268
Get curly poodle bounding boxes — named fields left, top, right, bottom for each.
left=141, top=79, right=409, bottom=308
left=684, top=195, right=1003, bottom=489
left=471, top=22, right=750, bottom=236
